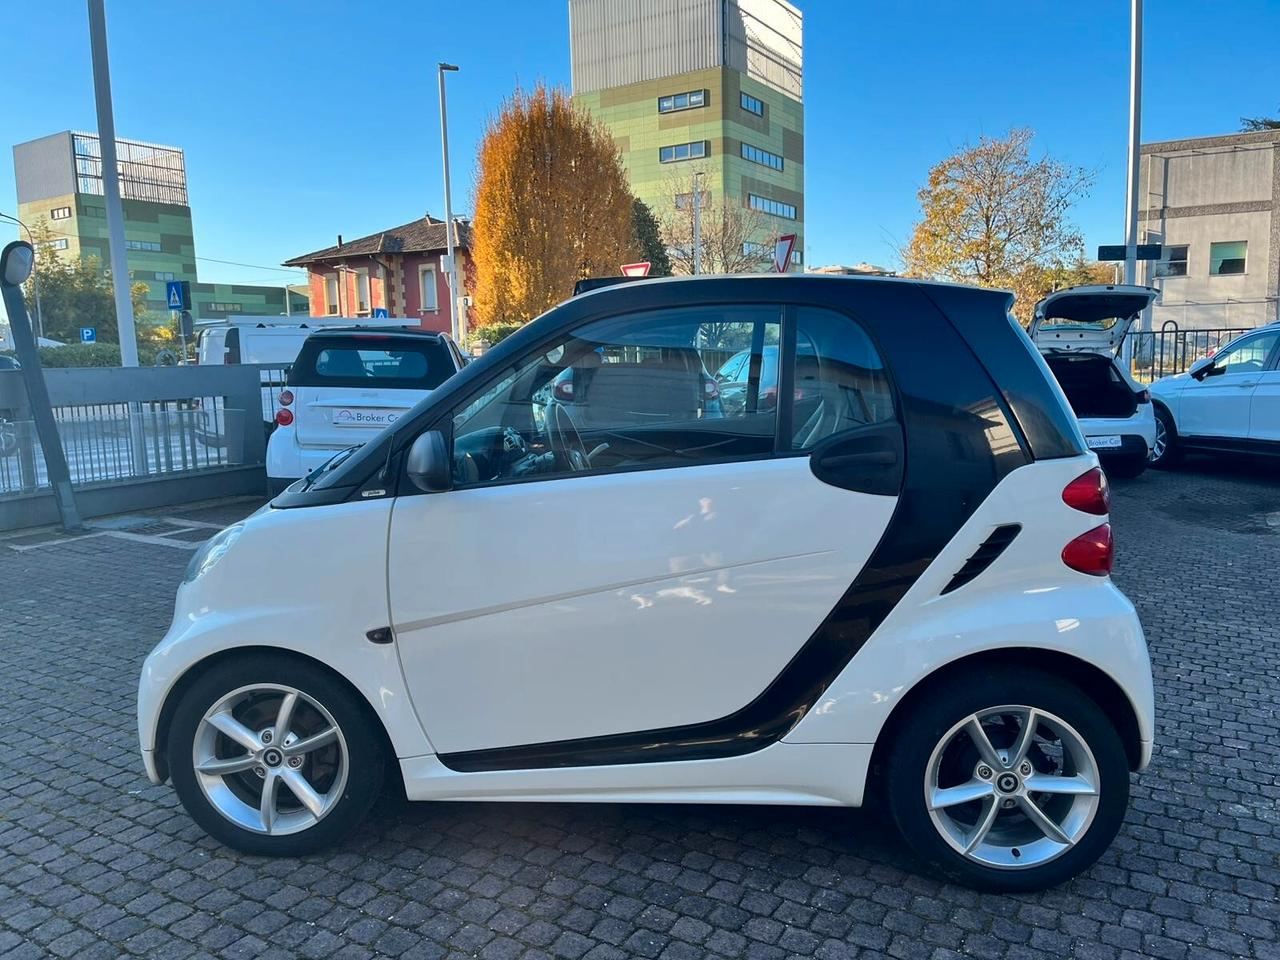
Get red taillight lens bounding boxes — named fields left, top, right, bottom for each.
left=703, top=376, right=720, bottom=400
left=278, top=389, right=294, bottom=406
left=1062, top=467, right=1109, bottom=516
left=1062, top=523, right=1113, bottom=576
left=275, top=408, right=294, bottom=427
left=553, top=378, right=574, bottom=401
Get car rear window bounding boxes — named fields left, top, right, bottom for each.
left=288, top=336, right=454, bottom=389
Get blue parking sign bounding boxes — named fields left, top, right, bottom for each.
left=80, top=327, right=96, bottom=343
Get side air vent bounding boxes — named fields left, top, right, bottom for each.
left=941, top=524, right=1022, bottom=595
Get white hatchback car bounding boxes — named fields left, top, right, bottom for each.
left=266, top=329, right=465, bottom=493
left=1031, top=285, right=1158, bottom=478
left=139, top=275, right=1154, bottom=891
left=1148, top=322, right=1280, bottom=467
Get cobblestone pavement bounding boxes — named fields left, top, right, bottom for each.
left=0, top=466, right=1277, bottom=960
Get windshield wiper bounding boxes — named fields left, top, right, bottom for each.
left=300, top=444, right=364, bottom=492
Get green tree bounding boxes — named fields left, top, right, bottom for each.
left=903, top=128, right=1094, bottom=323
left=24, top=218, right=150, bottom=345
left=631, top=197, right=672, bottom=276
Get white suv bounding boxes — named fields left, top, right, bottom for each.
left=1031, top=285, right=1158, bottom=478
left=266, top=329, right=465, bottom=493
left=139, top=276, right=1154, bottom=891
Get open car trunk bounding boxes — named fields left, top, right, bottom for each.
left=1042, top=353, right=1138, bottom=419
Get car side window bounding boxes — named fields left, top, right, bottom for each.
left=449, top=306, right=780, bottom=486
left=788, top=307, right=896, bottom=450
left=1212, top=333, right=1278, bottom=374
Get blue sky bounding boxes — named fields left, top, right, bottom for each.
left=1, top=0, right=1276, bottom=293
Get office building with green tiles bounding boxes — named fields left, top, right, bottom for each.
left=13, top=131, right=307, bottom=322
left=570, top=0, right=804, bottom=271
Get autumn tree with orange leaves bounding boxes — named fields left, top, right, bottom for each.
left=471, top=84, right=637, bottom=329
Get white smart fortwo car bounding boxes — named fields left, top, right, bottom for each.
left=138, top=275, right=1154, bottom=891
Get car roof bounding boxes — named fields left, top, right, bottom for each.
left=302, top=327, right=447, bottom=341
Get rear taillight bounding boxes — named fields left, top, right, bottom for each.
left=1062, top=523, right=1113, bottom=576
left=703, top=376, right=719, bottom=400
left=553, top=378, right=574, bottom=401
left=278, top=389, right=294, bottom=406
left=275, top=408, right=294, bottom=427
left=1062, top=467, right=1109, bottom=516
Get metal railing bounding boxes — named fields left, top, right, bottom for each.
left=1126, top=322, right=1253, bottom=382
left=0, top=364, right=273, bottom=527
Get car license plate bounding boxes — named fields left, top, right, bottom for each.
left=1086, top=435, right=1122, bottom=450
left=333, top=408, right=403, bottom=427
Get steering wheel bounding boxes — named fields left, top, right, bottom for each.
left=548, top=403, right=591, bottom=471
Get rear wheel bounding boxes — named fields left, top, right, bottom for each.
left=884, top=668, right=1130, bottom=891
left=1148, top=405, right=1181, bottom=469
left=168, top=653, right=385, bottom=855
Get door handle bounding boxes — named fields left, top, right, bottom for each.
left=1236, top=381, right=1258, bottom=388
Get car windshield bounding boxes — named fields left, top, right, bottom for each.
left=288, top=336, right=455, bottom=390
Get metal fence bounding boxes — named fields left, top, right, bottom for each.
left=1126, top=323, right=1253, bottom=382
left=0, top=364, right=278, bottom=529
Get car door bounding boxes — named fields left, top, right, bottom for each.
left=1178, top=331, right=1280, bottom=439
left=385, top=302, right=903, bottom=759
left=1246, top=334, right=1280, bottom=445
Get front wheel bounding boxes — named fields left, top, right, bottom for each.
left=167, top=653, right=385, bottom=855
left=884, top=668, right=1130, bottom=891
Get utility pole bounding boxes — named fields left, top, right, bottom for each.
left=438, top=63, right=461, bottom=343
left=87, top=0, right=139, bottom=367
left=692, top=171, right=704, bottom=276
left=1121, top=0, right=1143, bottom=369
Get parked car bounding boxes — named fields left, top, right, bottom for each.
left=1030, top=285, right=1158, bottom=479
left=265, top=328, right=464, bottom=494
left=138, top=275, right=1153, bottom=891
left=1148, top=321, right=1280, bottom=467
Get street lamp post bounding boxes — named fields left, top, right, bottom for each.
left=0, top=213, right=44, bottom=339
left=1121, top=0, right=1143, bottom=369
left=437, top=62, right=462, bottom=344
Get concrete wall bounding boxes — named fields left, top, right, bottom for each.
left=1139, top=131, right=1280, bottom=328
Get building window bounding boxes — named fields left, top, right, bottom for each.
left=324, top=274, right=340, bottom=315
left=659, top=140, right=708, bottom=164
left=125, top=239, right=162, bottom=252
left=740, top=92, right=764, bottom=117
left=154, top=271, right=175, bottom=281
left=748, top=194, right=797, bottom=220
left=1151, top=244, right=1188, bottom=278
left=740, top=142, right=784, bottom=171
left=1209, top=240, right=1247, bottom=276
left=50, top=206, right=72, bottom=220
left=419, top=265, right=438, bottom=311
left=355, top=269, right=371, bottom=313
left=657, top=90, right=706, bottom=114
left=674, top=190, right=712, bottom=210
left=40, top=238, right=70, bottom=251
left=80, top=203, right=106, bottom=218
left=208, top=302, right=243, bottom=313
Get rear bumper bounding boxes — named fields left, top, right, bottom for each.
left=1079, top=406, right=1156, bottom=456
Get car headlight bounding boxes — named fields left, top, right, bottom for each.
left=184, top=523, right=244, bottom=583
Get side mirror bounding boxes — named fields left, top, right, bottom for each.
left=1188, top=356, right=1215, bottom=380
left=405, top=430, right=452, bottom=492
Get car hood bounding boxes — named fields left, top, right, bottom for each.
left=1031, top=285, right=1158, bottom=354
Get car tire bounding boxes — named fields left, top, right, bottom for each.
left=1148, top=405, right=1181, bottom=469
left=167, top=652, right=385, bottom=856
left=884, top=666, right=1130, bottom=892
left=1103, top=454, right=1147, bottom=480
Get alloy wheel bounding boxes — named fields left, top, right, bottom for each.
left=193, top=684, right=348, bottom=836
left=1150, top=417, right=1167, bottom=462
left=924, top=706, right=1100, bottom=869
